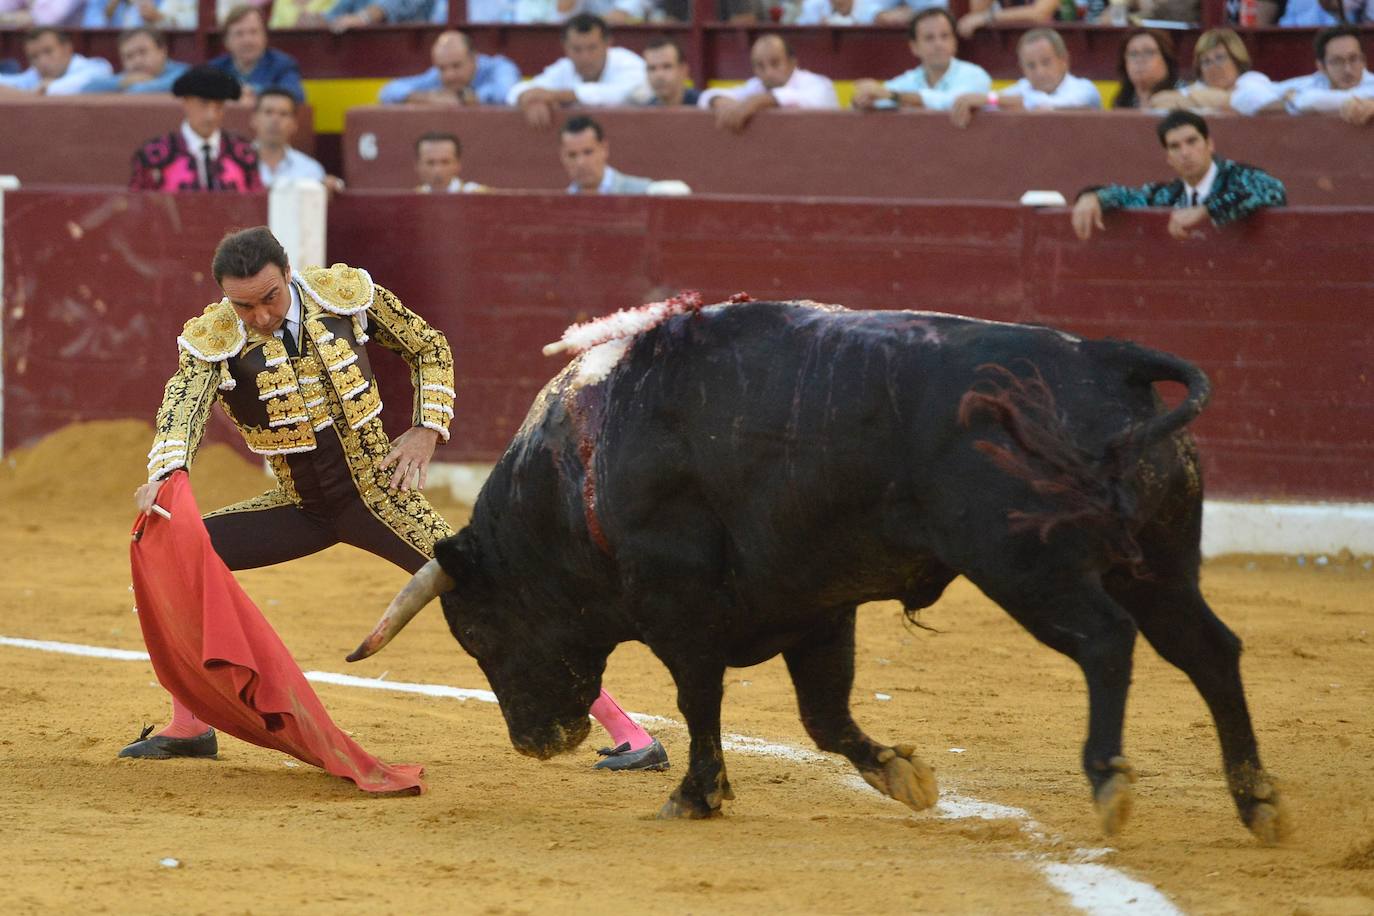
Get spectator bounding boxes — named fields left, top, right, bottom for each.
left=507, top=14, right=649, bottom=128
left=129, top=65, right=261, bottom=192
left=0, top=0, right=82, bottom=26
left=1276, top=25, right=1374, bottom=117
left=956, top=0, right=1056, bottom=41
left=871, top=0, right=951, bottom=26
left=254, top=87, right=340, bottom=191
left=643, top=36, right=698, bottom=106
left=82, top=0, right=196, bottom=28
left=851, top=8, right=991, bottom=112
left=1071, top=111, right=1285, bottom=242
left=1150, top=29, right=1286, bottom=116
left=797, top=0, right=872, bottom=25
left=950, top=28, right=1101, bottom=127
left=561, top=115, right=688, bottom=194
left=81, top=28, right=189, bottom=94
left=323, top=0, right=435, bottom=31
left=0, top=28, right=112, bottom=96
left=207, top=5, right=305, bottom=104
left=1222, top=0, right=1279, bottom=24
left=414, top=131, right=487, bottom=192
left=1277, top=0, right=1365, bottom=27
left=699, top=34, right=839, bottom=133
left=1113, top=28, right=1179, bottom=110
left=379, top=30, right=518, bottom=106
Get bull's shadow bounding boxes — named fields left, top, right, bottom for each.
left=351, top=299, right=1290, bottom=845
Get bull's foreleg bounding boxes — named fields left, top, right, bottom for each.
left=783, top=608, right=938, bottom=812
left=657, top=657, right=730, bottom=820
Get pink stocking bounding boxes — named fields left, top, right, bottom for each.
left=157, top=695, right=210, bottom=739
left=589, top=689, right=652, bottom=751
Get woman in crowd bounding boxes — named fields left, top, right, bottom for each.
left=1149, top=29, right=1285, bottom=115
left=1113, top=27, right=1179, bottom=109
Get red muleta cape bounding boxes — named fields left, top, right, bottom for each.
left=129, top=471, right=426, bottom=795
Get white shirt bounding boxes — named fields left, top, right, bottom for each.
left=999, top=72, right=1102, bottom=111
left=1226, top=70, right=1284, bottom=117
left=420, top=177, right=488, bottom=193
left=881, top=58, right=993, bottom=111
left=1183, top=160, right=1218, bottom=207
left=698, top=67, right=840, bottom=110
left=0, top=52, right=113, bottom=95
left=258, top=146, right=326, bottom=187
left=276, top=281, right=303, bottom=351
left=180, top=121, right=221, bottom=188
left=507, top=46, right=649, bottom=106
left=1276, top=68, right=1374, bottom=114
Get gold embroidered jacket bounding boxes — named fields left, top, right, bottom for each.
left=146, top=264, right=456, bottom=504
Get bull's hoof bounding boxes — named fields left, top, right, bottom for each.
left=860, top=744, right=938, bottom=812
left=1093, top=756, right=1137, bottom=836
left=657, top=793, right=721, bottom=820
left=1244, top=778, right=1293, bottom=847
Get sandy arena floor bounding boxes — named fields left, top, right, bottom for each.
left=1, top=421, right=1372, bottom=915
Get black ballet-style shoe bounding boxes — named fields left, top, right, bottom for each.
left=117, top=725, right=219, bottom=760
left=592, top=737, right=669, bottom=771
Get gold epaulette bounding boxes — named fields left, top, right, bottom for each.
left=177, top=300, right=246, bottom=362
left=297, top=263, right=375, bottom=317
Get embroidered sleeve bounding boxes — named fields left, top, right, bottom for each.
left=1204, top=163, right=1287, bottom=227
left=366, top=284, right=455, bottom=441
left=1094, top=181, right=1176, bottom=213
left=147, top=348, right=219, bottom=482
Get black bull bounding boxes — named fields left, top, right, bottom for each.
left=351, top=301, right=1288, bottom=844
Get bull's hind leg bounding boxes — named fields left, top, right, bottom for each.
left=1107, top=566, right=1291, bottom=845
left=970, top=573, right=1141, bottom=835
left=783, top=608, right=938, bottom=812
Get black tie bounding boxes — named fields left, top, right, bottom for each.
left=1189, top=190, right=1199, bottom=207
left=202, top=142, right=217, bottom=190
left=281, top=321, right=299, bottom=357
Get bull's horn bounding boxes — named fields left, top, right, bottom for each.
left=541, top=340, right=571, bottom=357
left=346, top=558, right=456, bottom=662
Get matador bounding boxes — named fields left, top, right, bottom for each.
left=123, top=226, right=669, bottom=772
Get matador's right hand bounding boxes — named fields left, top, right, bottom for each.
left=134, top=480, right=162, bottom=514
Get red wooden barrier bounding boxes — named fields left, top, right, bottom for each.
left=4, top=189, right=1371, bottom=501
left=0, top=96, right=315, bottom=187
left=343, top=107, right=1374, bottom=206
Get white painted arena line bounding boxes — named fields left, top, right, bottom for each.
left=2, top=634, right=1180, bottom=916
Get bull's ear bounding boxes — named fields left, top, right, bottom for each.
left=433, top=526, right=478, bottom=588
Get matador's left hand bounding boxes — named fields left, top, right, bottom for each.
left=380, top=426, right=441, bottom=491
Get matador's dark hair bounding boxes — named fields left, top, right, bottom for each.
left=212, top=226, right=289, bottom=286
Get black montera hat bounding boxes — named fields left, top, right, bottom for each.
left=172, top=65, right=242, bottom=101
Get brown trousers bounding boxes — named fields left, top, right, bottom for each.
left=203, top=425, right=437, bottom=575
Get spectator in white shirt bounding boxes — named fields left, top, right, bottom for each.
left=254, top=87, right=343, bottom=191
left=0, top=27, right=112, bottom=96
left=699, top=34, right=839, bottom=133
left=1149, top=29, right=1286, bottom=117
left=507, top=13, right=649, bottom=128
left=950, top=27, right=1100, bottom=128
left=1275, top=26, right=1374, bottom=122
left=415, top=131, right=488, bottom=193
left=851, top=8, right=991, bottom=112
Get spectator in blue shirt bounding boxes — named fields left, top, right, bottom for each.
left=325, top=0, right=434, bottom=31
left=207, top=5, right=304, bottom=104
left=851, top=8, right=990, bottom=111
left=81, top=27, right=189, bottom=93
left=378, top=30, right=518, bottom=106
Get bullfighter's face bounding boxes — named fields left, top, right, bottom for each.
left=222, top=264, right=293, bottom=337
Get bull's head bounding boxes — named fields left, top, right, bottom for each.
left=347, top=528, right=603, bottom=760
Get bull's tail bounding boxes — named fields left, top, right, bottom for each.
left=1096, top=340, right=1211, bottom=459
left=956, top=342, right=1210, bottom=572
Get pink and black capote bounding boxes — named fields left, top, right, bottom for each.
left=428, top=299, right=1281, bottom=837
left=129, top=131, right=261, bottom=193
